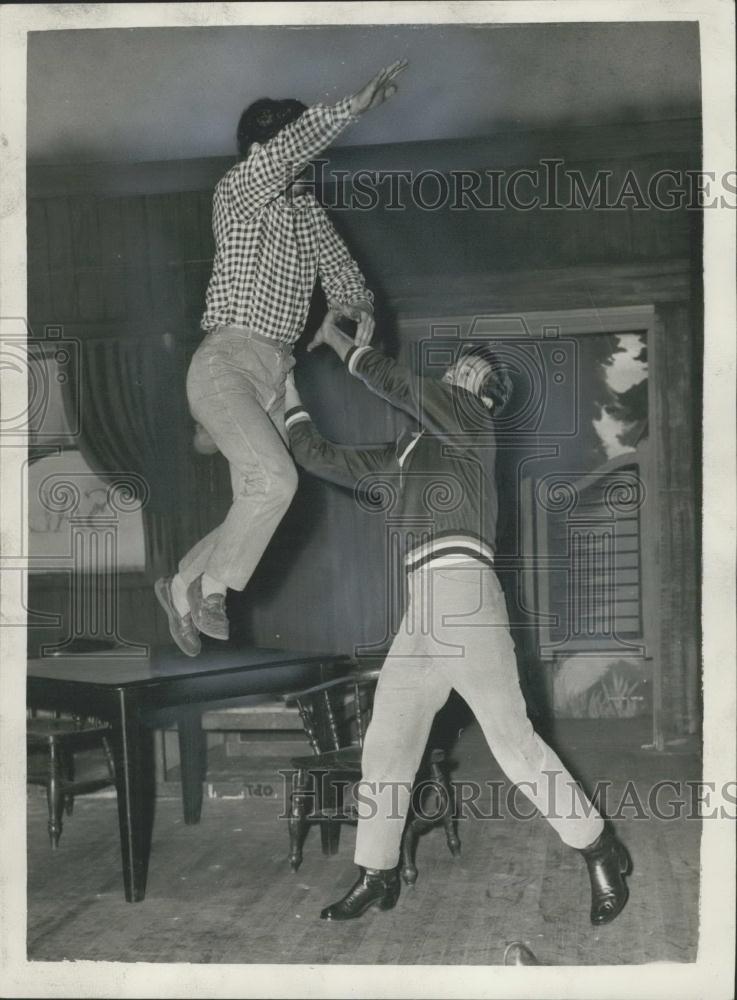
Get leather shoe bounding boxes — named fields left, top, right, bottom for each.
left=154, top=577, right=201, bottom=657
left=187, top=574, right=229, bottom=641
left=320, top=867, right=400, bottom=921
left=503, top=942, right=540, bottom=965
left=578, top=828, right=631, bottom=925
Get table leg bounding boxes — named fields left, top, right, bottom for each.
left=109, top=693, right=155, bottom=903
left=177, top=708, right=205, bottom=825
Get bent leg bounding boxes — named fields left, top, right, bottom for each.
left=354, top=634, right=452, bottom=870
left=178, top=351, right=297, bottom=592
left=439, top=569, right=604, bottom=849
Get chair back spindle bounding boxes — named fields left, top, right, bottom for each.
left=354, top=678, right=365, bottom=747
left=295, top=699, right=321, bottom=755
left=323, top=690, right=340, bottom=751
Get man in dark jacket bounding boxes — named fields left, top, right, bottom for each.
left=284, top=312, right=631, bottom=926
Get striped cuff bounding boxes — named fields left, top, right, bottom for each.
left=346, top=345, right=373, bottom=376
left=285, top=406, right=311, bottom=432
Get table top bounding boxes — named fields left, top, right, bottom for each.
left=27, top=645, right=342, bottom=689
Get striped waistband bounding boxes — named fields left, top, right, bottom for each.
left=405, top=536, right=495, bottom=573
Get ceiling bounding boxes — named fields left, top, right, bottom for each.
left=27, top=21, right=701, bottom=164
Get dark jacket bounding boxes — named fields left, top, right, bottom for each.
left=285, top=345, right=499, bottom=572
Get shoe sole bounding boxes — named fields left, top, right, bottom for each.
left=154, top=578, right=201, bottom=657
left=378, top=894, right=399, bottom=911
left=321, top=891, right=400, bottom=921
left=592, top=885, right=629, bottom=925
left=186, top=578, right=229, bottom=641
left=591, top=843, right=631, bottom=925
left=191, top=613, right=229, bottom=642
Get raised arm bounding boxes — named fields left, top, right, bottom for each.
left=306, top=312, right=469, bottom=436
left=222, top=60, right=408, bottom=221
left=223, top=99, right=356, bottom=220
left=316, top=209, right=375, bottom=344
left=285, top=375, right=395, bottom=490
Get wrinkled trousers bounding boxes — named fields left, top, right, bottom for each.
left=178, top=326, right=296, bottom=592
left=354, top=563, right=605, bottom=869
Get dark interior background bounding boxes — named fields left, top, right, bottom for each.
left=25, top=22, right=702, bottom=745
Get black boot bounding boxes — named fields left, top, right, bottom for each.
left=320, top=867, right=400, bottom=921
left=578, top=828, right=631, bottom=925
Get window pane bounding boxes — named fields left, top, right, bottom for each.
left=557, top=331, right=648, bottom=473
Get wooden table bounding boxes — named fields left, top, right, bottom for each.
left=27, top=647, right=343, bottom=902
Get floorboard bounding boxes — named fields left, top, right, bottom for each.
left=26, top=719, right=701, bottom=966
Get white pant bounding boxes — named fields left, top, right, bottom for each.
left=178, top=328, right=297, bottom=592
left=354, top=562, right=604, bottom=869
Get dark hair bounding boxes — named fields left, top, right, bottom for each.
left=237, top=98, right=307, bottom=158
left=458, top=344, right=514, bottom=416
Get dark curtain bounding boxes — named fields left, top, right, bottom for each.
left=63, top=335, right=205, bottom=579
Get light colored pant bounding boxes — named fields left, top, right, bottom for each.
left=178, top=326, right=297, bottom=592
left=354, top=562, right=605, bottom=869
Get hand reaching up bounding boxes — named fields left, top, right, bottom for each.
left=335, top=302, right=375, bottom=346
left=350, top=60, right=408, bottom=116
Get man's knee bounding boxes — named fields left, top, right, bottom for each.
left=493, top=725, right=546, bottom=775
left=270, top=457, right=298, bottom=505
left=237, top=455, right=297, bottom=506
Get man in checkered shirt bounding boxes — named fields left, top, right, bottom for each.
left=155, top=61, right=408, bottom=655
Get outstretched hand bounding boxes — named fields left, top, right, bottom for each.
left=336, top=302, right=375, bottom=346
left=350, top=60, right=408, bottom=116
left=305, top=309, right=357, bottom=363
left=305, top=309, right=343, bottom=354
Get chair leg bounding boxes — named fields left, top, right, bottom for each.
left=319, top=772, right=333, bottom=856
left=319, top=775, right=343, bottom=857
left=400, top=814, right=422, bottom=886
left=401, top=776, right=436, bottom=886
left=288, top=768, right=309, bottom=872
left=46, top=744, right=65, bottom=849
left=330, top=780, right=345, bottom=854
left=62, top=748, right=75, bottom=816
left=400, top=759, right=460, bottom=884
left=430, top=757, right=461, bottom=857
left=101, top=735, right=116, bottom=781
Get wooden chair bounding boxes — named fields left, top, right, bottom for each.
left=27, top=639, right=117, bottom=848
left=283, top=664, right=461, bottom=885
left=27, top=713, right=116, bottom=848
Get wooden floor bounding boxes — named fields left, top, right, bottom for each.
left=26, top=719, right=701, bottom=966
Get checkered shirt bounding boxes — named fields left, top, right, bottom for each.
left=201, top=97, right=373, bottom=342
